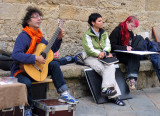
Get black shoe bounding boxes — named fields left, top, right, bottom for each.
left=101, top=88, right=117, bottom=97
left=114, top=97, right=125, bottom=106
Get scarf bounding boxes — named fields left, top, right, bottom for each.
left=23, top=26, right=43, bottom=54
left=14, top=26, right=43, bottom=77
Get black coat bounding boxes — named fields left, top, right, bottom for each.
left=109, top=25, right=134, bottom=52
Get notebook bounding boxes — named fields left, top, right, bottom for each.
left=99, top=57, right=119, bottom=65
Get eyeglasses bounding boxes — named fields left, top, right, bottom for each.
left=31, top=15, right=43, bottom=19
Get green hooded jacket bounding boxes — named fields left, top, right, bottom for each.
left=82, top=27, right=111, bottom=57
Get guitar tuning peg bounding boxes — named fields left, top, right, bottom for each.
left=58, top=19, right=65, bottom=28
left=58, top=19, right=60, bottom=23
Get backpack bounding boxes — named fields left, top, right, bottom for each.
left=74, top=53, right=85, bottom=65
left=131, top=35, right=147, bottom=51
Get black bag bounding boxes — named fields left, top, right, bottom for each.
left=131, top=35, right=146, bottom=51
left=59, top=56, right=75, bottom=65
left=0, top=51, right=13, bottom=71
left=53, top=56, right=75, bottom=65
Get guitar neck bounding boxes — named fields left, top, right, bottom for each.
left=43, top=27, right=61, bottom=55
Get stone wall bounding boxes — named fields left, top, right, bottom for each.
left=0, top=0, right=160, bottom=57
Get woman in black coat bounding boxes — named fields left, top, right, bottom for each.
left=109, top=16, right=140, bottom=90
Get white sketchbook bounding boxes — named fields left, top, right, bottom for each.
left=114, top=50, right=159, bottom=55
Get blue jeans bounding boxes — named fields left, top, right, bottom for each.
left=16, top=60, right=68, bottom=106
left=116, top=53, right=140, bottom=80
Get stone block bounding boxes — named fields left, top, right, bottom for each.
left=146, top=0, right=160, bottom=11
left=0, top=20, right=4, bottom=24
left=148, top=12, right=160, bottom=23
left=98, top=0, right=145, bottom=11
left=119, top=60, right=154, bottom=73
left=7, top=42, right=15, bottom=52
left=0, top=24, right=4, bottom=36
left=41, top=19, right=58, bottom=41
left=146, top=72, right=159, bottom=88
left=58, top=20, right=88, bottom=57
left=3, top=20, right=22, bottom=37
left=59, top=43, right=84, bottom=57
left=3, top=0, right=27, bottom=3
left=103, top=23, right=119, bottom=35
left=0, top=60, right=159, bottom=99
left=0, top=42, right=7, bottom=51
left=113, top=10, right=130, bottom=23
left=139, top=60, right=154, bottom=71
left=60, top=63, right=88, bottom=78
left=0, top=69, right=10, bottom=77
left=59, top=4, right=97, bottom=21
left=72, top=0, right=98, bottom=7
left=63, top=20, right=88, bottom=43
left=51, top=0, right=98, bottom=7
left=47, top=78, right=90, bottom=98
left=59, top=5, right=80, bottom=20
left=47, top=90, right=59, bottom=99
left=0, top=36, right=12, bottom=41
left=136, top=22, right=155, bottom=39
left=27, top=0, right=48, bottom=5
left=38, top=5, right=59, bottom=19
left=0, top=3, right=27, bottom=20
left=137, top=72, right=147, bottom=89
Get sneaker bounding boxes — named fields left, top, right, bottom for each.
left=113, top=97, right=125, bottom=106
left=101, top=87, right=117, bottom=97
left=127, top=78, right=137, bottom=90
left=24, top=108, right=32, bottom=116
left=58, top=93, right=79, bottom=104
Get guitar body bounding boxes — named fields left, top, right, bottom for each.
left=24, top=43, right=54, bottom=81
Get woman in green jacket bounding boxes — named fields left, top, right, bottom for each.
left=82, top=13, right=125, bottom=106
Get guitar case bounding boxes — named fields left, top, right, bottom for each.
left=0, top=51, right=13, bottom=71
left=84, top=66, right=132, bottom=104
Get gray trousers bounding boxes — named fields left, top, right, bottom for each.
left=84, top=57, right=121, bottom=98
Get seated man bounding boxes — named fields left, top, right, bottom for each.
left=11, top=6, right=78, bottom=116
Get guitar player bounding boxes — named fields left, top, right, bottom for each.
left=11, top=6, right=78, bottom=115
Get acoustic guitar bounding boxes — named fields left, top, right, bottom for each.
left=24, top=20, right=64, bottom=81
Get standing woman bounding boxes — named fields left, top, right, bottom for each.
left=82, top=13, right=125, bottom=106
left=109, top=16, right=140, bottom=90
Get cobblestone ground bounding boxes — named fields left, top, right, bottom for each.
left=75, top=87, right=160, bottom=116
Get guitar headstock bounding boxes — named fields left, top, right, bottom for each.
left=58, top=19, right=65, bottom=28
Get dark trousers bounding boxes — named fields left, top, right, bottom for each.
left=16, top=60, right=68, bottom=107
left=116, top=53, right=141, bottom=80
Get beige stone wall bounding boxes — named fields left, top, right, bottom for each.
left=0, top=0, right=160, bottom=57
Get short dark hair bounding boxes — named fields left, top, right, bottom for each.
left=88, top=13, right=102, bottom=26
left=22, top=6, right=43, bottom=28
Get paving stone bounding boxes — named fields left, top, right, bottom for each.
left=74, top=88, right=160, bottom=116
left=135, top=109, right=160, bottom=116
left=106, top=111, right=137, bottom=116
left=104, top=100, right=132, bottom=112
left=75, top=97, right=106, bottom=116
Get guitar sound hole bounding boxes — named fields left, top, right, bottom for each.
left=41, top=52, right=46, bottom=59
